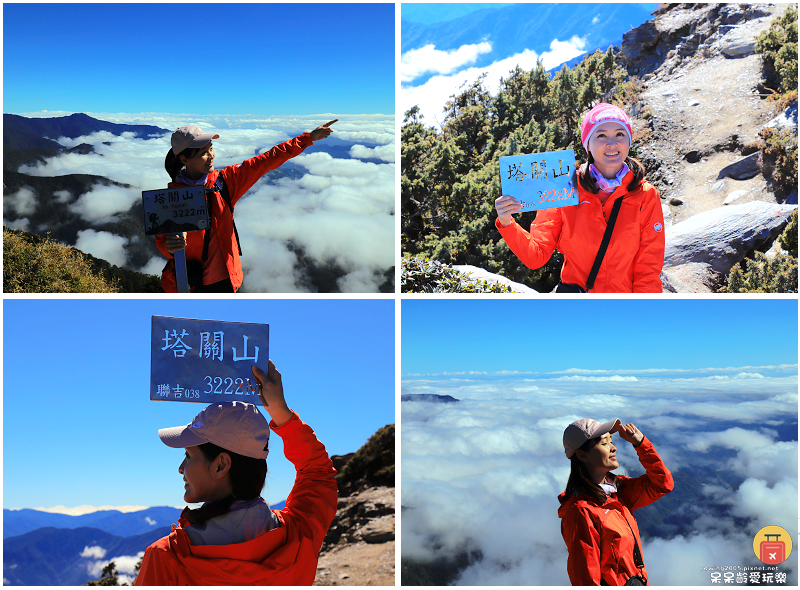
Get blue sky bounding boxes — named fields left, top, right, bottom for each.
left=401, top=3, right=657, bottom=24
left=3, top=3, right=394, bottom=115
left=401, top=3, right=658, bottom=125
left=3, top=298, right=395, bottom=510
left=403, top=299, right=798, bottom=375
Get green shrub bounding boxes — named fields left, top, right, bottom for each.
left=756, top=5, right=798, bottom=93
left=401, top=257, right=513, bottom=293
left=720, top=211, right=798, bottom=293
left=778, top=209, right=798, bottom=257
left=336, top=424, right=395, bottom=494
left=758, top=127, right=798, bottom=197
left=3, top=226, right=119, bottom=293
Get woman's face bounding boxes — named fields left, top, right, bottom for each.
left=179, top=446, right=230, bottom=504
left=581, top=432, right=619, bottom=476
left=588, top=122, right=630, bottom=179
left=181, top=142, right=215, bottom=179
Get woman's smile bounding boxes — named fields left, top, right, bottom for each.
left=588, top=121, right=630, bottom=179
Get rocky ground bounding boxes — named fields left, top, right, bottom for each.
left=625, top=3, right=793, bottom=225
left=314, top=486, right=395, bottom=586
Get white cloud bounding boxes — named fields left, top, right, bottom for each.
left=556, top=374, right=639, bottom=382
left=729, top=478, right=799, bottom=524
left=18, top=504, right=152, bottom=515
left=401, top=42, right=493, bottom=83
left=5, top=186, right=38, bottom=216
left=145, top=516, right=157, bottom=525
left=235, top=152, right=395, bottom=290
left=402, top=37, right=587, bottom=126
left=238, top=238, right=307, bottom=293
left=80, top=546, right=106, bottom=559
left=4, top=217, right=30, bottom=231
left=53, top=189, right=73, bottom=204
left=138, top=255, right=165, bottom=277
left=86, top=551, right=144, bottom=580
left=68, top=185, right=140, bottom=224
left=75, top=229, right=128, bottom=267
left=337, top=268, right=387, bottom=293
left=349, top=143, right=395, bottom=163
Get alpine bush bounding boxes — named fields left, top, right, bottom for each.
left=401, top=257, right=513, bottom=293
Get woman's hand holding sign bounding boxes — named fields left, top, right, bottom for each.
left=251, top=361, right=293, bottom=427
left=495, top=195, right=523, bottom=227
left=611, top=421, right=644, bottom=447
left=309, top=119, right=338, bottom=142
left=166, top=232, right=187, bottom=254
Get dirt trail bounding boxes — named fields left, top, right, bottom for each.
left=637, top=4, right=789, bottom=225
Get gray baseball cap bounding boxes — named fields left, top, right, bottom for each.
left=159, top=401, right=269, bottom=459
left=563, top=418, right=620, bottom=458
left=171, top=125, right=219, bottom=156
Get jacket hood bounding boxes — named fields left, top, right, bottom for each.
left=557, top=491, right=575, bottom=518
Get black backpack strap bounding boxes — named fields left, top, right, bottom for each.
left=203, top=174, right=242, bottom=259
left=584, top=196, right=623, bottom=292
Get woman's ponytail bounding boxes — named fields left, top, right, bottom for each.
left=165, top=146, right=202, bottom=182
left=165, top=149, right=182, bottom=182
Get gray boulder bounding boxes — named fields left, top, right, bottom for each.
left=720, top=38, right=757, bottom=57
left=661, top=262, right=720, bottom=293
left=663, top=201, right=797, bottom=275
left=717, top=153, right=761, bottom=180
left=621, top=20, right=660, bottom=62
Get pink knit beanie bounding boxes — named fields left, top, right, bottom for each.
left=580, top=103, right=633, bottom=151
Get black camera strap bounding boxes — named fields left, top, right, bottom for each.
left=584, top=196, right=623, bottom=292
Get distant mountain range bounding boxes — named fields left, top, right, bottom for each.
left=3, top=501, right=287, bottom=585
left=3, top=113, right=172, bottom=275
left=3, top=112, right=168, bottom=149
left=401, top=393, right=460, bottom=403
left=3, top=506, right=182, bottom=539
left=3, top=525, right=168, bottom=586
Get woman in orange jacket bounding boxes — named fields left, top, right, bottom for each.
left=495, top=103, right=665, bottom=292
left=158, top=119, right=337, bottom=293
left=135, top=361, right=338, bottom=585
left=558, top=418, right=673, bottom=586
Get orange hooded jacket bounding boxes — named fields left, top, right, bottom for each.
left=135, top=412, right=338, bottom=586
left=557, top=437, right=674, bottom=586
left=495, top=169, right=665, bottom=292
left=157, top=134, right=314, bottom=293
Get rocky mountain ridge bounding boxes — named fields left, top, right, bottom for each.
left=454, top=3, right=797, bottom=293
left=314, top=424, right=395, bottom=586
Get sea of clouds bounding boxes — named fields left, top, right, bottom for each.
left=401, top=365, right=798, bottom=585
left=401, top=37, right=587, bottom=127
left=8, top=111, right=395, bottom=292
